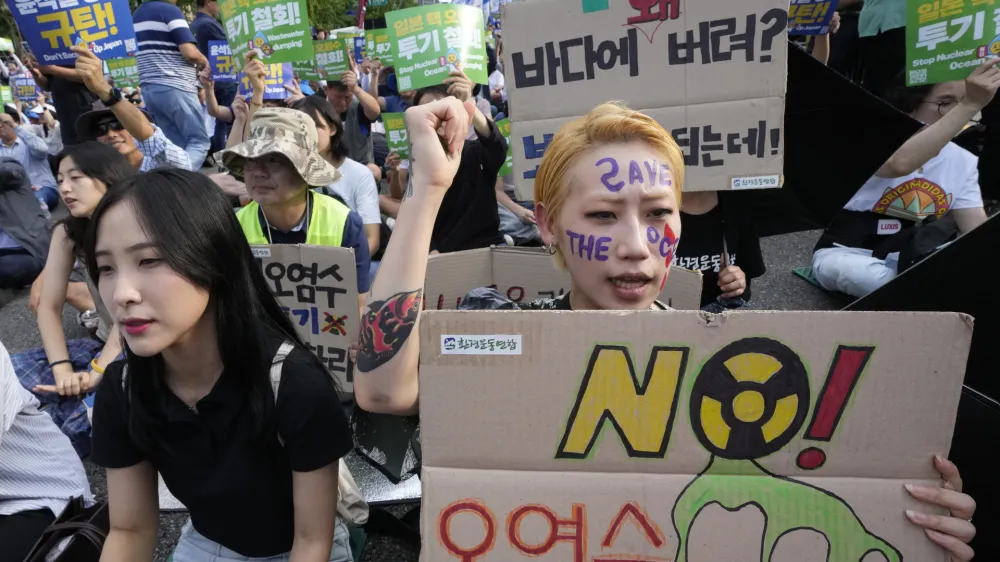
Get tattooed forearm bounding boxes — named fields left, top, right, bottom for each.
left=357, top=289, right=423, bottom=373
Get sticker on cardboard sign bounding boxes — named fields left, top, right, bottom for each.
left=441, top=335, right=522, bottom=355
left=251, top=247, right=271, bottom=258
left=730, top=175, right=781, bottom=190
left=877, top=219, right=902, bottom=235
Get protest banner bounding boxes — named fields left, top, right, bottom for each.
left=503, top=0, right=788, bottom=199
left=313, top=38, right=350, bottom=78
left=365, top=28, right=393, bottom=64
left=12, top=76, right=37, bottom=101
left=106, top=57, right=137, bottom=88
left=383, top=112, right=409, bottom=159
left=418, top=309, right=971, bottom=562
left=218, top=0, right=312, bottom=70
left=209, top=40, right=237, bottom=83
left=5, top=0, right=136, bottom=64
left=353, top=36, right=365, bottom=64
left=787, top=0, right=839, bottom=35
left=387, top=4, right=488, bottom=91
left=905, top=0, right=1000, bottom=86
left=0, top=86, right=11, bottom=104
left=291, top=60, right=320, bottom=81
left=0, top=37, right=13, bottom=51
left=425, top=246, right=703, bottom=311
left=238, top=62, right=292, bottom=100
left=251, top=244, right=359, bottom=395
left=496, top=117, right=513, bottom=177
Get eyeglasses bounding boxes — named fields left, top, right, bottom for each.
left=93, top=120, right=125, bottom=137
left=924, top=97, right=963, bottom=116
left=244, top=155, right=289, bottom=173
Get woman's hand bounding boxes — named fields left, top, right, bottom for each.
left=515, top=206, right=536, bottom=225
left=244, top=52, right=267, bottom=93
left=35, top=367, right=101, bottom=396
left=198, top=67, right=214, bottom=89
left=284, top=78, right=305, bottom=105
left=232, top=95, right=249, bottom=122
left=443, top=67, right=474, bottom=103
left=905, top=456, right=976, bottom=562
left=405, top=96, right=476, bottom=193
left=962, top=57, right=1000, bottom=112
left=385, top=151, right=401, bottom=172
left=718, top=265, right=746, bottom=298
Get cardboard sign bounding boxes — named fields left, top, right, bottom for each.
left=252, top=244, right=359, bottom=394
left=424, top=247, right=703, bottom=311
left=503, top=0, right=788, bottom=199
left=364, top=28, right=393, bottom=65
left=238, top=62, right=292, bottom=100
left=219, top=0, right=312, bottom=70
left=5, top=0, right=137, bottom=64
left=313, top=38, right=350, bottom=77
left=383, top=112, right=409, bottom=159
left=905, top=0, right=1000, bottom=86
left=496, top=117, right=513, bottom=177
left=106, top=57, right=137, bottom=88
left=387, top=4, right=488, bottom=91
left=12, top=76, right=37, bottom=101
left=418, top=310, right=971, bottom=562
left=209, top=40, right=237, bottom=83
left=787, top=0, right=839, bottom=35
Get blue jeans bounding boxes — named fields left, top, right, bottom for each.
left=172, top=518, right=352, bottom=562
left=0, top=248, right=44, bottom=289
left=141, top=83, right=210, bottom=170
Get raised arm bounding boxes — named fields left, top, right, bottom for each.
left=354, top=97, right=475, bottom=415
left=100, top=462, right=159, bottom=562
left=72, top=45, right=155, bottom=141
left=345, top=58, right=381, bottom=121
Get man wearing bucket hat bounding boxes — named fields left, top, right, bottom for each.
left=217, top=108, right=372, bottom=297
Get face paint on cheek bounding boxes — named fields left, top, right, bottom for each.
left=646, top=225, right=660, bottom=244
left=565, top=229, right=612, bottom=261
left=595, top=157, right=624, bottom=192
left=659, top=224, right=678, bottom=263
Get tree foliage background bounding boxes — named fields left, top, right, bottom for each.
left=0, top=0, right=417, bottom=56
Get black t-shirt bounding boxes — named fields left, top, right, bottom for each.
left=91, top=336, right=352, bottom=557
left=675, top=199, right=765, bottom=307
left=47, top=72, right=97, bottom=145
left=431, top=119, right=507, bottom=253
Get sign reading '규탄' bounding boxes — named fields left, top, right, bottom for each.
left=503, top=0, right=789, bottom=198
left=419, top=310, right=971, bottom=562
left=5, top=0, right=137, bottom=63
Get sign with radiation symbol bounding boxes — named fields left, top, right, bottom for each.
left=690, top=338, right=811, bottom=459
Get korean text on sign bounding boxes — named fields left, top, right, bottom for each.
left=906, top=0, right=1000, bottom=85
left=313, top=38, right=349, bottom=77
left=253, top=245, right=359, bottom=395
left=6, top=0, right=137, bottom=64
left=238, top=61, right=292, bottom=100
left=383, top=112, right=409, bottom=159
left=787, top=0, right=839, bottom=35
left=365, top=28, right=393, bottom=64
left=106, top=57, right=137, bottom=87
left=12, top=77, right=38, bottom=101
left=218, top=0, right=312, bottom=69
left=209, top=39, right=237, bottom=83
left=496, top=118, right=513, bottom=177
left=387, top=4, right=488, bottom=91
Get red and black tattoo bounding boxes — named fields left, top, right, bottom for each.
left=357, top=289, right=423, bottom=373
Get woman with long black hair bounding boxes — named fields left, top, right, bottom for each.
left=86, top=168, right=353, bottom=561
left=11, top=141, right=132, bottom=457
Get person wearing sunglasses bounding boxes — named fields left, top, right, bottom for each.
left=71, top=45, right=191, bottom=173
left=812, top=58, right=1000, bottom=298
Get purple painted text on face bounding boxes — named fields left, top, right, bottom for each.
left=596, top=157, right=624, bottom=192
left=566, top=229, right=611, bottom=261
left=660, top=224, right=678, bottom=263
left=595, top=157, right=672, bottom=191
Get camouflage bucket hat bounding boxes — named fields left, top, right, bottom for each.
left=215, top=108, right=342, bottom=186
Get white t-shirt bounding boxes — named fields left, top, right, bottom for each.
left=488, top=70, right=506, bottom=102
left=317, top=158, right=381, bottom=225
left=842, top=142, right=982, bottom=220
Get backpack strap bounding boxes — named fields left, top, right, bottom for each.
left=271, top=341, right=295, bottom=447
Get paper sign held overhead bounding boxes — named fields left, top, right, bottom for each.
left=787, top=0, right=839, bottom=35
left=364, top=28, right=394, bottom=64
left=12, top=76, right=38, bottom=101
left=252, top=244, right=359, bottom=395
left=313, top=38, right=350, bottom=77
left=5, top=0, right=137, bottom=63
left=238, top=62, right=292, bottom=100
left=383, top=112, right=409, bottom=159
left=0, top=86, right=11, bottom=104
left=209, top=40, right=237, bottom=83
left=106, top=57, right=138, bottom=88
left=387, top=4, right=488, bottom=91
left=502, top=0, right=788, bottom=198
left=424, top=247, right=703, bottom=311
left=905, top=0, right=1000, bottom=86
left=219, top=0, right=312, bottom=70
left=418, top=310, right=972, bottom=562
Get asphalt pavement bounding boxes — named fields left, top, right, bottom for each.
left=0, top=222, right=841, bottom=561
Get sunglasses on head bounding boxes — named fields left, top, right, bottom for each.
left=93, top=119, right=125, bottom=137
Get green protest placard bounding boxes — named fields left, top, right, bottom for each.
left=365, top=28, right=393, bottom=65
left=496, top=118, right=513, bottom=177
left=0, top=38, right=13, bottom=52
left=314, top=38, right=350, bottom=78
left=383, top=112, right=409, bottom=159
left=0, top=86, right=11, bottom=104
left=106, top=58, right=139, bottom=88
left=218, top=0, right=313, bottom=70
left=905, top=0, right=1000, bottom=86
left=387, top=4, right=487, bottom=91
left=292, top=61, right=321, bottom=82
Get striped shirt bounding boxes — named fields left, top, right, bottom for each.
left=0, top=344, right=92, bottom=518
left=138, top=125, right=193, bottom=171
left=0, top=126, right=57, bottom=189
left=133, top=1, right=198, bottom=93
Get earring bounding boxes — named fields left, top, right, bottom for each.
left=546, top=243, right=557, bottom=255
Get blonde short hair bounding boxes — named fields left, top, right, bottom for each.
left=534, top=102, right=685, bottom=268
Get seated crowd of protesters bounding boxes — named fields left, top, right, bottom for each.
left=0, top=9, right=995, bottom=561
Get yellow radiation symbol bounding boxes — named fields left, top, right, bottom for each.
left=689, top=338, right=811, bottom=460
